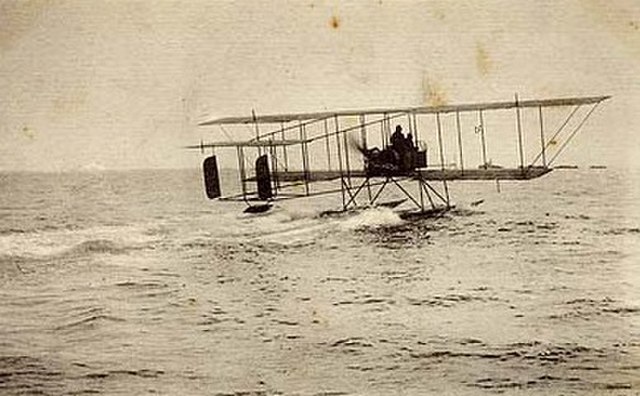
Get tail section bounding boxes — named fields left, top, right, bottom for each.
left=203, top=155, right=221, bottom=199
left=255, top=155, right=273, bottom=201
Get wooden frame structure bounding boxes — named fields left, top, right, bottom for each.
left=187, top=94, right=610, bottom=214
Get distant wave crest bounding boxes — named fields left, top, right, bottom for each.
left=0, top=224, right=159, bottom=270
left=65, top=239, right=127, bottom=256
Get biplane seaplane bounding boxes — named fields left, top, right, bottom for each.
left=187, top=94, right=610, bottom=216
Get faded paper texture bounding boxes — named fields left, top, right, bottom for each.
left=0, top=1, right=639, bottom=395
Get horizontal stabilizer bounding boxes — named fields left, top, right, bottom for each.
left=185, top=140, right=307, bottom=150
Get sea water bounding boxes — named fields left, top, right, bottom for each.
left=0, top=168, right=638, bottom=395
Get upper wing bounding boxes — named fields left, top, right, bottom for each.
left=199, top=95, right=611, bottom=126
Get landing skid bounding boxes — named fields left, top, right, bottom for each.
left=243, top=203, right=273, bottom=214
left=397, top=205, right=452, bottom=220
left=319, top=198, right=407, bottom=218
left=319, top=203, right=452, bottom=221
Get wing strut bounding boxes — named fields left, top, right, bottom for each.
left=548, top=101, right=603, bottom=166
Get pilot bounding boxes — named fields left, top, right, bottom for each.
left=390, top=125, right=411, bottom=170
left=390, top=125, right=405, bottom=149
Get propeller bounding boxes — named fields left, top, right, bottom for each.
left=347, top=134, right=370, bottom=159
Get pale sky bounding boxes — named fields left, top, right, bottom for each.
left=1, top=0, right=639, bottom=171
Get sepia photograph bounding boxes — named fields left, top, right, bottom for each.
left=1, top=1, right=639, bottom=394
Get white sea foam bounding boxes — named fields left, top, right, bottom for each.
left=338, top=207, right=404, bottom=230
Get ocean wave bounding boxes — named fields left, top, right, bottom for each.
left=353, top=214, right=448, bottom=249
left=0, top=355, right=64, bottom=395
left=65, top=239, right=128, bottom=256
left=599, top=226, right=640, bottom=235
left=0, top=239, right=131, bottom=267
left=0, top=254, right=27, bottom=277
left=0, top=224, right=160, bottom=261
left=54, top=312, right=125, bottom=331
left=0, top=228, right=28, bottom=236
left=83, top=368, right=164, bottom=379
